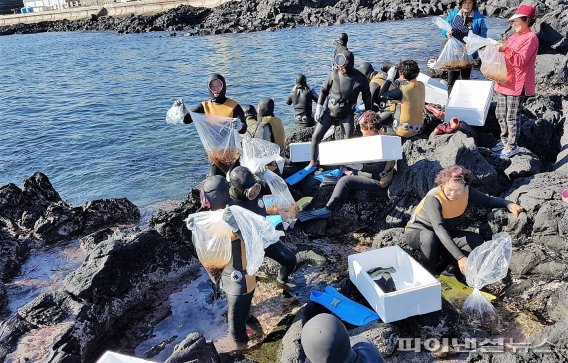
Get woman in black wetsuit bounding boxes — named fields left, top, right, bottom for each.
left=286, top=74, right=319, bottom=127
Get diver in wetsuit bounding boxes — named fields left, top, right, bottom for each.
left=258, top=98, right=286, bottom=152
left=310, top=49, right=372, bottom=165
left=228, top=166, right=297, bottom=284
left=243, top=104, right=272, bottom=142
left=301, top=313, right=384, bottom=363
left=286, top=74, right=319, bottom=127
left=357, top=62, right=397, bottom=117
left=197, top=175, right=260, bottom=346
left=175, top=73, right=247, bottom=177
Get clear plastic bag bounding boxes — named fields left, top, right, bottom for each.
left=432, top=16, right=452, bottom=33
left=465, top=32, right=507, bottom=83
left=229, top=205, right=284, bottom=275
left=240, top=137, right=281, bottom=174
left=463, top=233, right=512, bottom=321
left=165, top=100, right=188, bottom=124
left=260, top=170, right=298, bottom=230
left=190, top=111, right=241, bottom=174
left=432, top=37, right=474, bottom=70
left=185, top=210, right=233, bottom=283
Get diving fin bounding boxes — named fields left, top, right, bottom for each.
left=285, top=165, right=317, bottom=186
left=297, top=207, right=331, bottom=222
left=310, top=286, right=380, bottom=326
left=265, top=215, right=283, bottom=228
left=296, top=196, right=313, bottom=211
left=314, top=168, right=343, bottom=182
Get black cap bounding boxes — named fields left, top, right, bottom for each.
left=301, top=313, right=356, bottom=363
left=202, top=175, right=230, bottom=210
left=229, top=166, right=257, bottom=201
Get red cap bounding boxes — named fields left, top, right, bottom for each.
left=509, top=5, right=536, bottom=21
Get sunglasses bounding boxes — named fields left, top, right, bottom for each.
left=244, top=183, right=261, bottom=200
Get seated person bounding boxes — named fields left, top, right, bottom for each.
left=243, top=104, right=272, bottom=142
left=405, top=165, right=523, bottom=276
left=298, top=111, right=395, bottom=222
left=379, top=60, right=426, bottom=138
left=358, top=62, right=397, bottom=116
left=229, top=166, right=297, bottom=284
left=286, top=74, right=319, bottom=127
left=258, top=98, right=286, bottom=152
left=301, top=313, right=384, bottom=363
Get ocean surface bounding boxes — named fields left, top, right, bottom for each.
left=0, top=17, right=507, bottom=209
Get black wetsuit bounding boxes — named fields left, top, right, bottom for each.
left=182, top=73, right=247, bottom=177
left=311, top=50, right=372, bottom=163
left=405, top=186, right=511, bottom=272
left=286, top=78, right=319, bottom=127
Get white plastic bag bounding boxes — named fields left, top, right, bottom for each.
left=190, top=111, right=241, bottom=174
left=463, top=233, right=512, bottom=320
left=240, top=137, right=281, bottom=174
left=261, top=170, right=298, bottom=229
left=165, top=100, right=187, bottom=124
left=432, top=16, right=452, bottom=33
left=465, top=32, right=507, bottom=83
left=185, top=210, right=233, bottom=283
left=229, top=205, right=284, bottom=275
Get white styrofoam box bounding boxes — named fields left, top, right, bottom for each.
left=416, top=72, right=448, bottom=106
left=97, top=352, right=155, bottom=363
left=348, top=245, right=441, bottom=323
left=290, top=142, right=311, bottom=162
left=445, top=80, right=494, bottom=126
left=318, top=135, right=402, bottom=166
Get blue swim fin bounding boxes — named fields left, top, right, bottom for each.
left=285, top=165, right=317, bottom=186
left=310, top=286, right=380, bottom=326
left=314, top=168, right=343, bottom=182
left=297, top=207, right=332, bottom=223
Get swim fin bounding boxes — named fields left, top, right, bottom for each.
left=313, top=168, right=343, bottom=182
left=297, top=207, right=331, bottom=222
left=310, top=286, right=380, bottom=326
left=285, top=165, right=317, bottom=186
left=296, top=196, right=313, bottom=211
left=265, top=215, right=283, bottom=228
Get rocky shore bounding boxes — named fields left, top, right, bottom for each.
left=1, top=0, right=567, bottom=362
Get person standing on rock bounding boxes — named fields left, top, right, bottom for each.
left=257, top=98, right=286, bottom=152
left=378, top=60, right=426, bottom=138
left=442, top=0, right=488, bottom=93
left=228, top=166, right=297, bottom=285
left=172, top=73, right=247, bottom=177
left=491, top=4, right=539, bottom=159
left=286, top=74, right=319, bottom=127
left=299, top=111, right=395, bottom=222
left=404, top=165, right=523, bottom=278
left=310, top=49, right=372, bottom=165
left=301, top=313, right=385, bottom=363
left=196, top=175, right=262, bottom=347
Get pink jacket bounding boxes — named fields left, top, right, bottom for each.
left=494, top=29, right=539, bottom=96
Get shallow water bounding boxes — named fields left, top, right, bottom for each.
left=0, top=18, right=507, bottom=209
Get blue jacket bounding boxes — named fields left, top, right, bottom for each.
left=441, top=8, right=487, bottom=38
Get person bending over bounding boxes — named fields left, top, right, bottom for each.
left=299, top=111, right=395, bottom=222
left=358, top=62, right=397, bottom=116
left=379, top=60, right=426, bottom=138
left=404, top=165, right=523, bottom=276
left=228, top=166, right=297, bottom=284
left=310, top=49, right=372, bottom=165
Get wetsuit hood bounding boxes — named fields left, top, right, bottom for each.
left=301, top=313, right=357, bottom=363
left=229, top=166, right=257, bottom=201
left=257, top=98, right=275, bottom=118
left=202, top=175, right=230, bottom=211
left=358, top=62, right=376, bottom=81
left=337, top=32, right=348, bottom=46
left=207, top=73, right=227, bottom=103
left=243, top=104, right=257, bottom=120
left=296, top=74, right=307, bottom=86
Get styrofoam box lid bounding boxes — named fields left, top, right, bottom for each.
left=446, top=80, right=494, bottom=110
left=319, top=135, right=402, bottom=165
left=349, top=245, right=439, bottom=294
left=97, top=352, right=155, bottom=363
left=416, top=72, right=448, bottom=106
